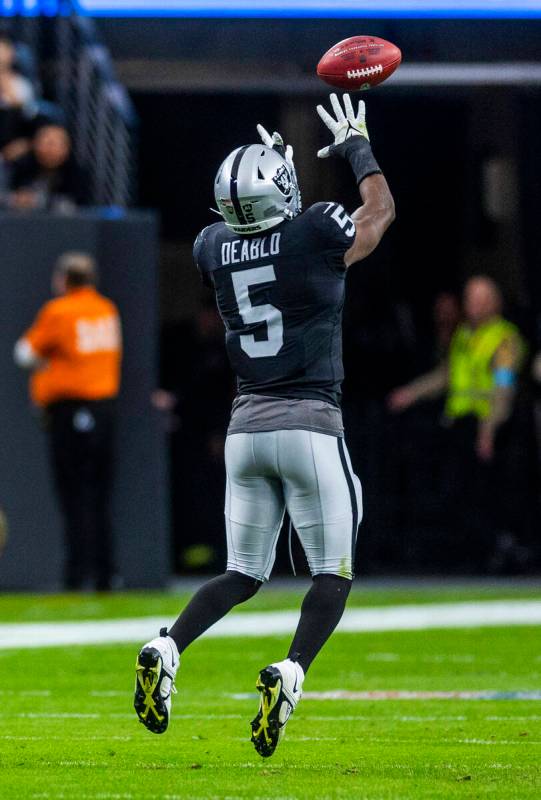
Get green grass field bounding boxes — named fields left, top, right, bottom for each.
left=2, top=585, right=541, bottom=799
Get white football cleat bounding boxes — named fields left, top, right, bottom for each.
left=134, top=627, right=179, bottom=734
left=251, top=658, right=304, bottom=757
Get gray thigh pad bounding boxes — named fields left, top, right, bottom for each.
left=224, top=430, right=362, bottom=581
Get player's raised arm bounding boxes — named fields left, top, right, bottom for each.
left=317, top=93, right=395, bottom=268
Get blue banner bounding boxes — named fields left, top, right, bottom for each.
left=3, top=0, right=541, bottom=17
left=0, top=0, right=61, bottom=14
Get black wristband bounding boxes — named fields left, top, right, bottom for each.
left=329, top=137, right=382, bottom=185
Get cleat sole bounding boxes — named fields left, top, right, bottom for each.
left=251, top=666, right=283, bottom=758
left=134, top=647, right=169, bottom=734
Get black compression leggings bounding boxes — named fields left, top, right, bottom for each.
left=168, top=570, right=351, bottom=676
left=168, top=570, right=262, bottom=653
left=288, top=574, right=352, bottom=673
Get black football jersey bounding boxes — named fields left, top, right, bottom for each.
left=193, top=202, right=356, bottom=406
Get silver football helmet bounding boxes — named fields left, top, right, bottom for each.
left=214, top=142, right=301, bottom=235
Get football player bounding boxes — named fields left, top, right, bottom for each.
left=134, top=93, right=395, bottom=757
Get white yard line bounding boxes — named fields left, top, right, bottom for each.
left=230, top=690, right=541, bottom=701
left=1, top=600, right=541, bottom=650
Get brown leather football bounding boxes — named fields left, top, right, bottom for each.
left=317, top=35, right=402, bottom=91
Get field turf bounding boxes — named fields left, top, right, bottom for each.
left=1, top=585, right=541, bottom=799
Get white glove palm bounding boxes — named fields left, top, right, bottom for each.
left=316, top=93, right=369, bottom=158
left=256, top=123, right=295, bottom=166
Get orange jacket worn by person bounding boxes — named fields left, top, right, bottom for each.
left=14, top=252, right=121, bottom=591
left=17, top=282, right=121, bottom=407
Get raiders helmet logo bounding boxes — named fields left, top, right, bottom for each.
left=272, top=164, right=293, bottom=196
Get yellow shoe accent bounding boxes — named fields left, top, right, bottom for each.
left=252, top=676, right=281, bottom=746
left=135, top=658, right=165, bottom=724
left=251, top=667, right=287, bottom=757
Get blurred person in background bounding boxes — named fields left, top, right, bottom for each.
left=340, top=278, right=430, bottom=572
left=14, top=253, right=122, bottom=590
left=380, top=290, right=461, bottom=572
left=338, top=286, right=460, bottom=572
left=534, top=353, right=541, bottom=384
left=532, top=343, right=541, bottom=485
left=432, top=290, right=461, bottom=361
left=7, top=124, right=89, bottom=211
left=0, top=33, right=35, bottom=161
left=388, top=275, right=535, bottom=571
left=153, top=298, right=235, bottom=573
left=0, top=506, right=7, bottom=559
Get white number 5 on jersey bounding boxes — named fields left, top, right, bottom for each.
left=325, top=202, right=356, bottom=237
left=231, top=265, right=284, bottom=358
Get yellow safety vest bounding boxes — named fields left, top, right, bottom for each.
left=445, top=316, right=523, bottom=421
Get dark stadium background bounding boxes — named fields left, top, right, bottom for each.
left=121, top=18, right=541, bottom=575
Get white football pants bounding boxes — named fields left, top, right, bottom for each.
left=224, top=430, right=363, bottom=582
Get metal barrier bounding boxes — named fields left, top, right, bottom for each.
left=56, top=4, right=136, bottom=206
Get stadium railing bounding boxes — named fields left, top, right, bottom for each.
left=56, top=6, right=137, bottom=207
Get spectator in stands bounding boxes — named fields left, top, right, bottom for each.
left=7, top=124, right=89, bottom=211
left=0, top=33, right=35, bottom=163
left=388, top=275, right=535, bottom=571
left=14, top=253, right=122, bottom=590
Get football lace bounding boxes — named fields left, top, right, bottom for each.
left=346, top=64, right=384, bottom=79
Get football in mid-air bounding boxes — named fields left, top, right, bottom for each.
left=317, top=35, right=402, bottom=91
